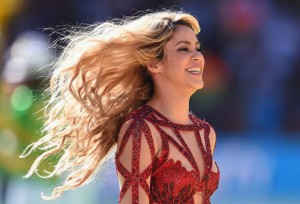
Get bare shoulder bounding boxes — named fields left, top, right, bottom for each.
left=117, top=119, right=134, bottom=145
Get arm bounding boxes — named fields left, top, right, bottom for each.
left=115, top=119, right=157, bottom=204
left=208, top=125, right=219, bottom=173
left=208, top=125, right=217, bottom=155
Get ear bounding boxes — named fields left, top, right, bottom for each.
left=146, top=61, right=161, bottom=74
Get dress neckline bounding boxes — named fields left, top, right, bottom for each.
left=143, top=104, right=196, bottom=126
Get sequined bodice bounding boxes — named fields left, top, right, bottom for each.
left=115, top=105, right=220, bottom=204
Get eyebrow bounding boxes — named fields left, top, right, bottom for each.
left=175, top=41, right=200, bottom=46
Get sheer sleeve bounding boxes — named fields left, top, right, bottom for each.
left=115, top=118, right=157, bottom=204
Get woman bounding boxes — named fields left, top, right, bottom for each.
left=21, top=9, right=220, bottom=203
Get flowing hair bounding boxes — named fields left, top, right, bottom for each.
left=20, top=9, right=200, bottom=200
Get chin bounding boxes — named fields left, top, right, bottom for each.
left=191, top=81, right=204, bottom=90
left=198, top=84, right=204, bottom=90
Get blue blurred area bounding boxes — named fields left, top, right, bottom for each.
left=0, top=0, right=300, bottom=203
left=2, top=136, right=300, bottom=204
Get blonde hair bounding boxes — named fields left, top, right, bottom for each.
left=20, top=9, right=200, bottom=200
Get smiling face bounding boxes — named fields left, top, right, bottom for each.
left=149, top=25, right=205, bottom=94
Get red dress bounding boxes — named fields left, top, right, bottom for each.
left=115, top=105, right=220, bottom=204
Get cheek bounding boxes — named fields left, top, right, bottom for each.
left=201, top=55, right=205, bottom=65
left=162, top=53, right=190, bottom=75
left=170, top=54, right=190, bottom=67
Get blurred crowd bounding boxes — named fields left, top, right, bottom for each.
left=0, top=0, right=300, bottom=202
left=1, top=0, right=299, bottom=133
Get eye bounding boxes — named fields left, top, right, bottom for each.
left=196, top=47, right=202, bottom=52
left=178, top=47, right=189, bottom=52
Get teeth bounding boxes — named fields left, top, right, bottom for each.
left=186, top=67, right=201, bottom=73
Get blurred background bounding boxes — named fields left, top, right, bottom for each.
left=0, top=0, right=300, bottom=203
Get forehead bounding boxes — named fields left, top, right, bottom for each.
left=167, top=25, right=198, bottom=46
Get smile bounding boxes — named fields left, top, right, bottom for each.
left=186, top=67, right=202, bottom=74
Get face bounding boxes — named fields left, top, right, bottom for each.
left=150, top=25, right=205, bottom=93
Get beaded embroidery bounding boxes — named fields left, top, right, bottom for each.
left=115, top=104, right=220, bottom=204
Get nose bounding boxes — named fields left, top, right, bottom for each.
left=192, top=50, right=204, bottom=61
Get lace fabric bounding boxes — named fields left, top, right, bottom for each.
left=115, top=105, right=220, bottom=204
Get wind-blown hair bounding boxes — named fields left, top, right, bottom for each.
left=20, top=9, right=200, bottom=200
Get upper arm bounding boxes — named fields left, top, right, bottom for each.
left=208, top=125, right=217, bottom=155
left=115, top=119, right=158, bottom=204
left=208, top=124, right=220, bottom=174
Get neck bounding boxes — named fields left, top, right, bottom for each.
left=146, top=85, right=195, bottom=124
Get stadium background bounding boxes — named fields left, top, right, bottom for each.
left=0, top=0, right=300, bottom=203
